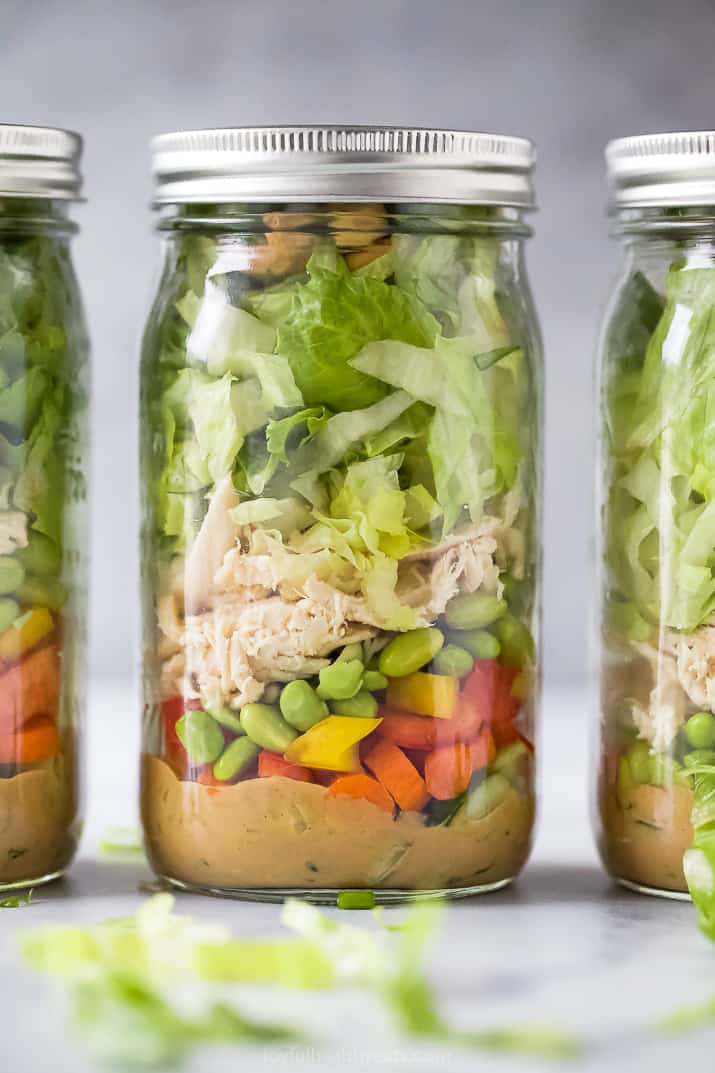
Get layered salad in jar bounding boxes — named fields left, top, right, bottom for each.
left=0, top=221, right=86, bottom=886
left=141, top=207, right=538, bottom=896
left=600, top=254, right=715, bottom=894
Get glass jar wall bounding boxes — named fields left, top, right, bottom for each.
left=597, top=132, right=715, bottom=897
left=139, top=127, right=542, bottom=901
left=0, top=127, right=88, bottom=889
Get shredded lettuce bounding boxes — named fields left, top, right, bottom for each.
left=605, top=260, right=715, bottom=632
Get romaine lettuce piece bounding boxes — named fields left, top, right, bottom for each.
left=277, top=253, right=437, bottom=410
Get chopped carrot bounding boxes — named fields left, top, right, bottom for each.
left=460, top=660, right=519, bottom=725
left=377, top=708, right=437, bottom=750
left=326, top=773, right=394, bottom=813
left=195, top=768, right=225, bottom=793
left=258, top=751, right=315, bottom=783
left=0, top=643, right=60, bottom=735
left=424, top=730, right=496, bottom=800
left=0, top=715, right=59, bottom=765
left=377, top=699, right=484, bottom=751
left=363, top=739, right=430, bottom=812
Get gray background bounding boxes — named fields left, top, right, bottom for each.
left=1, top=0, right=714, bottom=687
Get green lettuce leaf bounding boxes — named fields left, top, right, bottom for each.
left=277, top=253, right=437, bottom=410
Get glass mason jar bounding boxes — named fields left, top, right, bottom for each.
left=596, top=132, right=715, bottom=897
left=140, top=126, right=542, bottom=901
left=0, top=127, right=88, bottom=889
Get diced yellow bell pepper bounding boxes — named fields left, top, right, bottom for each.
left=0, top=607, right=54, bottom=662
left=386, top=671, right=457, bottom=719
left=284, top=715, right=382, bottom=773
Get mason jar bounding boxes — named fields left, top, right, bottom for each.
left=140, top=126, right=542, bottom=901
left=0, top=127, right=88, bottom=889
left=596, top=132, right=715, bottom=897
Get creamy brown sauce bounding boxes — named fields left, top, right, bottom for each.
left=0, top=751, right=79, bottom=885
left=599, top=781, right=692, bottom=893
left=141, top=755, right=534, bottom=892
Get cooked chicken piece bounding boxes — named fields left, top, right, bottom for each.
left=0, top=511, right=27, bottom=555
left=630, top=638, right=688, bottom=752
left=178, top=594, right=377, bottom=710
left=184, top=477, right=240, bottom=614
left=676, top=626, right=715, bottom=713
left=162, top=519, right=506, bottom=707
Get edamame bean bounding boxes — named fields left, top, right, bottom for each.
left=362, top=670, right=388, bottom=691
left=175, top=710, right=224, bottom=765
left=491, top=741, right=530, bottom=786
left=444, top=592, right=507, bottom=631
left=378, top=628, right=444, bottom=678
left=330, top=691, right=378, bottom=719
left=336, top=642, right=363, bottom=664
left=16, top=576, right=67, bottom=612
left=492, top=614, right=534, bottom=668
left=213, top=737, right=259, bottom=782
left=686, top=711, right=715, bottom=749
left=0, top=556, right=24, bottom=595
left=240, top=703, right=298, bottom=751
left=0, top=597, right=18, bottom=632
left=431, top=644, right=474, bottom=678
left=280, top=679, right=328, bottom=731
left=466, top=773, right=511, bottom=820
left=15, top=533, right=61, bottom=577
left=447, top=629, right=501, bottom=661
left=207, top=705, right=244, bottom=735
left=625, top=740, right=651, bottom=785
left=316, top=659, right=364, bottom=701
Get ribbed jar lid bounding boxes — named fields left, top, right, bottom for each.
left=607, top=131, right=715, bottom=208
left=151, top=125, right=536, bottom=208
left=0, top=125, right=83, bottom=201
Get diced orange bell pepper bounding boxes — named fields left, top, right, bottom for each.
left=386, top=671, right=458, bottom=720
left=0, top=608, right=54, bottom=663
left=284, top=716, right=381, bottom=773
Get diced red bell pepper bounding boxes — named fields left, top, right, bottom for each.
left=460, top=660, right=520, bottom=726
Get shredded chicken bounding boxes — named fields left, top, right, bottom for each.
left=676, top=626, right=715, bottom=713
left=183, top=476, right=241, bottom=614
left=0, top=511, right=27, bottom=555
left=630, top=638, right=688, bottom=752
left=159, top=518, right=505, bottom=709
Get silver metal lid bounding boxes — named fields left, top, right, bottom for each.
left=0, top=125, right=83, bottom=201
left=151, top=126, right=536, bottom=208
left=607, top=131, right=715, bottom=208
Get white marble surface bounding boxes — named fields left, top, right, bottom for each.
left=1, top=681, right=714, bottom=1072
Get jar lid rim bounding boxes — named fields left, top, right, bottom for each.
left=0, top=124, right=83, bottom=201
left=151, top=125, right=537, bottom=209
left=607, top=131, right=715, bottom=208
